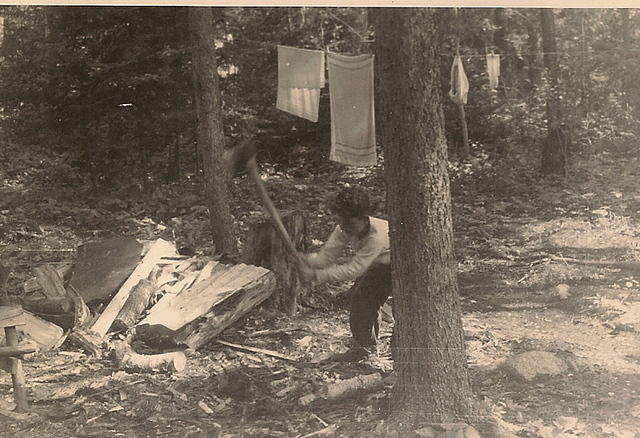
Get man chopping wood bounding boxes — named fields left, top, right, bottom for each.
left=297, top=185, right=391, bottom=362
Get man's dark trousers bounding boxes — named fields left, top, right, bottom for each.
left=349, top=263, right=392, bottom=350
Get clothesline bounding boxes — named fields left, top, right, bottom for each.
left=232, top=36, right=640, bottom=59
left=445, top=47, right=640, bottom=58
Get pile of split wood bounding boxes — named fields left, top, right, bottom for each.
left=7, top=237, right=276, bottom=372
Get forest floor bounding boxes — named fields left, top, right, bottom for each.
left=2, top=136, right=640, bottom=438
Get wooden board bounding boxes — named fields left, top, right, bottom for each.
left=135, top=263, right=275, bottom=349
left=0, top=311, right=64, bottom=351
left=70, top=237, right=143, bottom=305
left=90, top=239, right=177, bottom=338
left=0, top=306, right=25, bottom=328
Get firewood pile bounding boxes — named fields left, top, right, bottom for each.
left=4, top=237, right=277, bottom=373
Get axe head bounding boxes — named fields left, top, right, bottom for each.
left=226, top=139, right=257, bottom=177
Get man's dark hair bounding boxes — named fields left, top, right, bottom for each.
left=330, top=186, right=371, bottom=218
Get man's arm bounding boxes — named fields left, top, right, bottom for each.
left=314, top=237, right=384, bottom=283
left=305, top=226, right=348, bottom=269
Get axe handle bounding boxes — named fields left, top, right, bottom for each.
left=246, top=158, right=307, bottom=268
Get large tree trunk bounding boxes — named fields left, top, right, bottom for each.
left=372, top=8, right=473, bottom=424
left=188, top=7, right=238, bottom=256
left=540, top=9, right=568, bottom=176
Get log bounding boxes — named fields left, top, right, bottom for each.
left=67, top=330, right=103, bottom=357
left=298, top=373, right=384, bottom=406
left=182, top=271, right=276, bottom=349
left=135, top=263, right=276, bottom=349
left=111, top=279, right=155, bottom=332
left=70, top=237, right=143, bottom=305
left=551, top=255, right=640, bottom=271
left=243, top=210, right=308, bottom=315
left=113, top=341, right=186, bottom=373
left=20, top=296, right=73, bottom=315
left=90, top=239, right=177, bottom=338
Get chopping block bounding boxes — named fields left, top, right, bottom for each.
left=0, top=305, right=36, bottom=412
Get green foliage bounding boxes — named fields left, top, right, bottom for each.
left=0, top=7, right=638, bottom=186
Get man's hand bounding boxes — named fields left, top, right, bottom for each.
left=297, top=261, right=316, bottom=284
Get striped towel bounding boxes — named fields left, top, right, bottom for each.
left=276, top=45, right=325, bottom=122
left=327, top=52, right=376, bottom=167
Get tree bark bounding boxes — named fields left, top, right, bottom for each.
left=540, top=9, right=567, bottom=176
left=188, top=7, right=238, bottom=256
left=372, top=8, right=474, bottom=424
left=243, top=211, right=308, bottom=315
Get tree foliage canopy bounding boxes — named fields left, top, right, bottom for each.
left=0, top=7, right=637, bottom=187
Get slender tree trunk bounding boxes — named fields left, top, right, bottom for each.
left=540, top=8, right=567, bottom=176
left=188, top=7, right=238, bottom=256
left=372, top=8, right=474, bottom=424
left=621, top=8, right=631, bottom=49
left=526, top=9, right=542, bottom=88
left=493, top=8, right=506, bottom=50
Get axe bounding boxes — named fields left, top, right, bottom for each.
left=227, top=140, right=308, bottom=269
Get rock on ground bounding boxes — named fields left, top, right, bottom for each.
left=498, top=350, right=569, bottom=382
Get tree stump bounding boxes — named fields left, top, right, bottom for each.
left=541, top=123, right=571, bottom=177
left=243, top=210, right=308, bottom=315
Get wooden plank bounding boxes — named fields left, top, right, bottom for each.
left=0, top=344, right=37, bottom=358
left=193, top=261, right=221, bottom=285
left=90, top=239, right=177, bottom=338
left=0, top=306, right=25, bottom=328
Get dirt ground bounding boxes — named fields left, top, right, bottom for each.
left=2, top=139, right=640, bottom=437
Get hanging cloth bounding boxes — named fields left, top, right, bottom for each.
left=449, top=55, right=469, bottom=105
left=276, top=87, right=321, bottom=123
left=486, top=53, right=501, bottom=89
left=276, top=45, right=325, bottom=122
left=327, top=52, right=376, bottom=167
